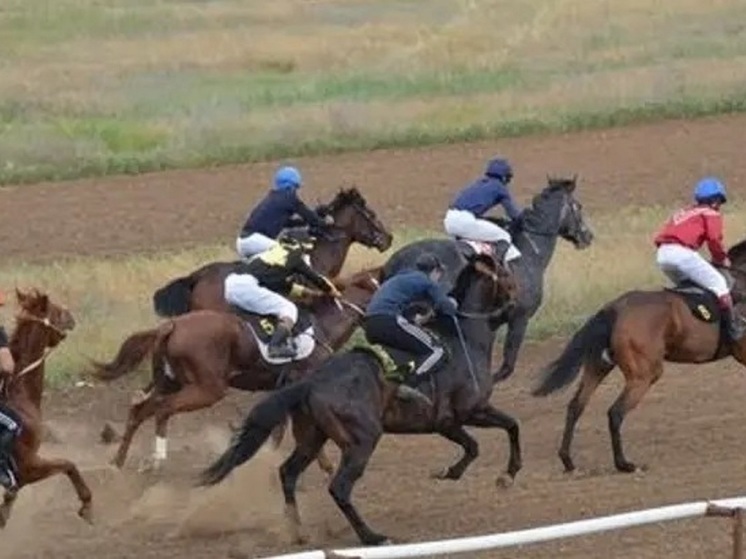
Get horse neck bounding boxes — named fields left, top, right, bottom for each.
left=8, top=322, right=51, bottom=408
left=309, top=234, right=352, bottom=277
left=512, top=196, right=563, bottom=273
left=313, top=284, right=374, bottom=348
left=452, top=279, right=498, bottom=353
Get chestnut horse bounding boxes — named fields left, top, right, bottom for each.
left=152, top=187, right=392, bottom=317
left=533, top=239, right=746, bottom=474
left=0, top=289, right=88, bottom=527
left=91, top=267, right=382, bottom=472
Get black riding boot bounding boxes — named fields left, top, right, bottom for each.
left=0, top=428, right=18, bottom=491
left=267, top=323, right=296, bottom=359
left=724, top=306, right=746, bottom=342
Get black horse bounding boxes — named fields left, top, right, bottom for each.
left=383, top=176, right=594, bottom=383
left=199, top=261, right=518, bottom=546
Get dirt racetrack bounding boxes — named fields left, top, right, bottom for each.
left=2, top=113, right=746, bottom=559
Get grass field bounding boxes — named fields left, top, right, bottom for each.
left=2, top=204, right=744, bottom=386
left=2, top=0, right=746, bottom=184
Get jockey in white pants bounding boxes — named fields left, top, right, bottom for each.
left=224, top=230, right=340, bottom=359
left=443, top=157, right=523, bottom=262
left=654, top=177, right=744, bottom=342
left=235, top=166, right=332, bottom=259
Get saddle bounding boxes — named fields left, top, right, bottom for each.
left=454, top=238, right=510, bottom=266
left=229, top=305, right=316, bottom=365
left=356, top=328, right=451, bottom=385
left=664, top=281, right=721, bottom=324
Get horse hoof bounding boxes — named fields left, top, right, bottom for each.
left=78, top=503, right=94, bottom=525
left=496, top=474, right=514, bottom=489
left=615, top=462, right=638, bottom=474
left=137, top=458, right=162, bottom=473
left=364, top=534, right=392, bottom=546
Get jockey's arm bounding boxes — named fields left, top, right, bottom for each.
left=288, top=251, right=339, bottom=295
left=0, top=327, right=14, bottom=376
left=291, top=194, right=327, bottom=230
left=703, top=213, right=730, bottom=266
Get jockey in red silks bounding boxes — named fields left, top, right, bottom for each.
left=654, top=177, right=744, bottom=342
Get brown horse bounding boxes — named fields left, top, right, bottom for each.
left=152, top=187, right=393, bottom=317
left=91, top=267, right=383, bottom=472
left=532, top=239, right=746, bottom=474
left=0, top=289, right=89, bottom=527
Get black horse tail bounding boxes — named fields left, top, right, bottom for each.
left=152, top=275, right=195, bottom=317
left=198, top=381, right=312, bottom=486
left=532, top=306, right=617, bottom=397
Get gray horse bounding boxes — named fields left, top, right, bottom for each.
left=199, top=261, right=517, bottom=546
left=383, top=176, right=594, bottom=383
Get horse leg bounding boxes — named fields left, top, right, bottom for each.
left=493, top=313, right=529, bottom=383
left=20, top=454, right=93, bottom=524
left=431, top=425, right=479, bottom=481
left=329, top=437, right=388, bottom=546
left=0, top=489, right=18, bottom=528
left=608, top=376, right=654, bottom=473
left=559, top=361, right=613, bottom=473
left=465, top=404, right=522, bottom=487
left=280, top=420, right=328, bottom=544
left=291, top=417, right=334, bottom=481
left=143, top=383, right=226, bottom=472
left=112, top=392, right=160, bottom=469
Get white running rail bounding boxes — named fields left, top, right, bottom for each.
left=258, top=495, right=746, bottom=559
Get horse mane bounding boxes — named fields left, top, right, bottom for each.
left=320, top=186, right=366, bottom=214
left=8, top=288, right=51, bottom=362
left=728, top=237, right=746, bottom=267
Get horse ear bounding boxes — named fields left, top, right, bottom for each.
left=15, top=288, right=27, bottom=306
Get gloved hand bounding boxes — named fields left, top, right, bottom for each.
left=323, top=214, right=335, bottom=226
left=446, top=296, right=459, bottom=315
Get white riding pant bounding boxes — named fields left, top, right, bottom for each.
left=224, top=273, right=298, bottom=324
left=443, top=209, right=521, bottom=261
left=235, top=233, right=278, bottom=259
left=656, top=244, right=729, bottom=298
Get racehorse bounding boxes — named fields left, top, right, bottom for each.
left=532, top=239, right=746, bottom=474
left=152, top=187, right=392, bottom=317
left=383, top=176, right=594, bottom=384
left=199, top=259, right=518, bottom=546
left=91, top=267, right=382, bottom=472
left=0, top=289, right=89, bottom=527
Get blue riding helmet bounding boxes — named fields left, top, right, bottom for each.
left=485, top=158, right=513, bottom=183
left=694, top=177, right=727, bottom=204
left=273, top=166, right=302, bottom=191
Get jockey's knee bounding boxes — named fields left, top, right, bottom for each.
left=278, top=301, right=299, bottom=325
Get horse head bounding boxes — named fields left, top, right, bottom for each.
left=317, top=187, right=393, bottom=252
left=14, top=288, right=75, bottom=347
left=520, top=175, right=594, bottom=249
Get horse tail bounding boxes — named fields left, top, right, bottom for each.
left=532, top=306, right=617, bottom=397
left=199, top=381, right=312, bottom=486
left=152, top=275, right=195, bottom=317
left=91, top=322, right=175, bottom=381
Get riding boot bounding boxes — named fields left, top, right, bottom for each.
left=267, top=323, right=296, bottom=359
left=0, top=428, right=17, bottom=491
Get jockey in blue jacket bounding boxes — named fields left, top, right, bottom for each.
left=0, top=306, right=20, bottom=491
left=363, top=253, right=458, bottom=385
left=443, top=158, right=523, bottom=262
left=235, top=166, right=331, bottom=259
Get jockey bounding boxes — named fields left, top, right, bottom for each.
left=0, top=300, right=20, bottom=491
left=363, top=253, right=458, bottom=385
left=224, top=230, right=341, bottom=359
left=654, top=177, right=744, bottom=341
left=235, top=165, right=332, bottom=259
left=443, top=157, right=523, bottom=262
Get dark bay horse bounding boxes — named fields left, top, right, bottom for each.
left=532, top=239, right=746, bottom=474
left=199, top=261, right=518, bottom=546
left=152, top=187, right=392, bottom=317
left=0, top=289, right=88, bottom=527
left=383, top=177, right=594, bottom=384
left=91, top=268, right=382, bottom=471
